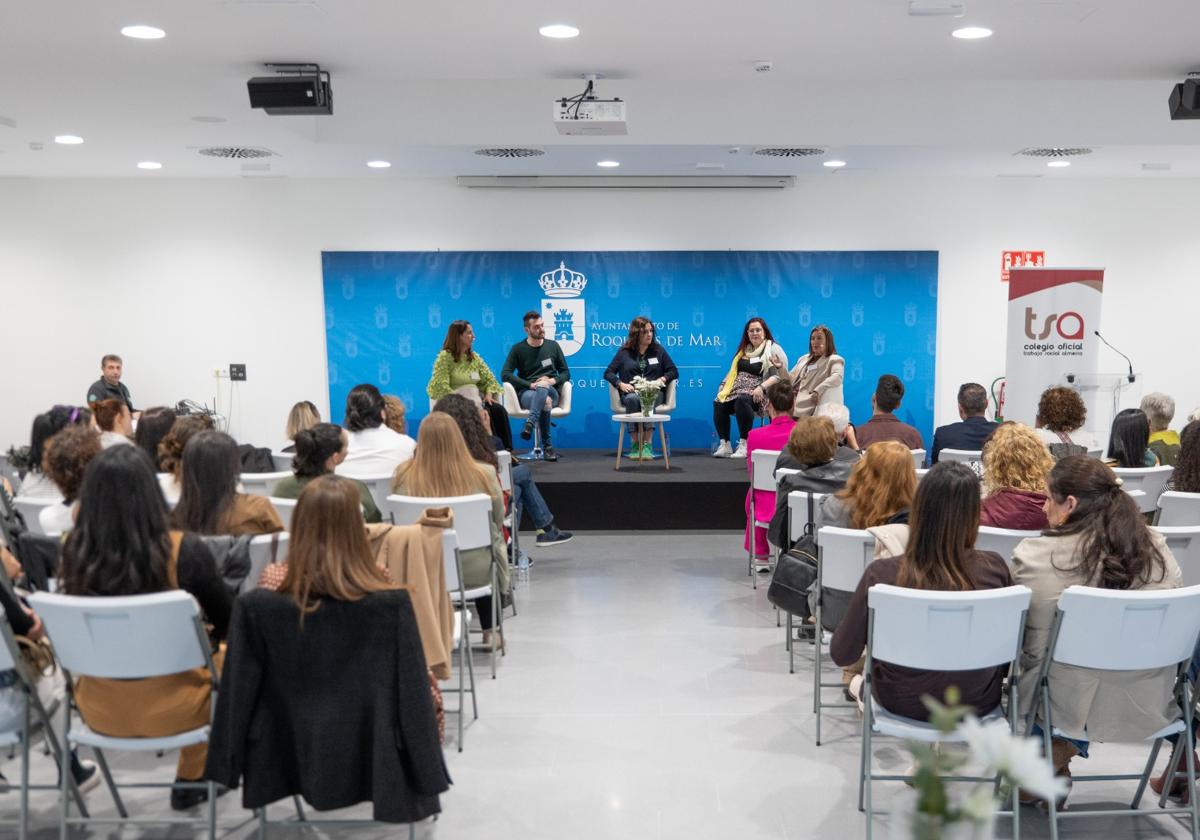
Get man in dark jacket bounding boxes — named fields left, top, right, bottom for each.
left=930, top=382, right=998, bottom=463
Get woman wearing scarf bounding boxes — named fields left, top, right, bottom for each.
left=712, top=317, right=787, bottom=458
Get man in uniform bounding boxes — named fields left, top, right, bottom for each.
left=87, top=354, right=136, bottom=411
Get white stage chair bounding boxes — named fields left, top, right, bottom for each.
left=502, top=381, right=572, bottom=460
left=1112, top=465, right=1174, bottom=514
left=440, top=528, right=478, bottom=750
left=267, top=497, right=297, bottom=531
left=814, top=526, right=877, bottom=746
left=938, top=448, right=982, bottom=463
left=1028, top=585, right=1200, bottom=840
left=28, top=590, right=221, bottom=839
left=383, top=493, right=503, bottom=678
left=976, top=526, right=1041, bottom=570
left=909, top=449, right=926, bottom=468
left=238, top=470, right=291, bottom=497
left=12, top=496, right=60, bottom=536
left=1157, top=491, right=1200, bottom=527
left=1152, top=526, right=1200, bottom=588
left=241, top=532, right=290, bottom=593
left=607, top=380, right=677, bottom=456
left=859, top=584, right=1031, bottom=840
left=747, top=448, right=782, bottom=587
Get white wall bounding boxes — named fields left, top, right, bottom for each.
left=3, top=175, right=1196, bottom=451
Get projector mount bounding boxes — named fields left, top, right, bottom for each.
left=262, top=62, right=329, bottom=86
left=559, top=74, right=620, bottom=121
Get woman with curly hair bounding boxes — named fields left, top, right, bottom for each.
left=1034, top=386, right=1097, bottom=452
left=979, top=422, right=1053, bottom=530
left=14, top=405, right=92, bottom=497
left=39, top=425, right=103, bottom=534
left=1169, top=420, right=1200, bottom=493
left=156, top=414, right=214, bottom=505
left=817, top=440, right=916, bottom=531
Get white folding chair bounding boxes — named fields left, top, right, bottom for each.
left=0, top=454, right=21, bottom=494
left=27, top=590, right=220, bottom=839
left=1152, top=526, right=1200, bottom=587
left=909, top=448, right=926, bottom=469
left=12, top=497, right=60, bottom=536
left=355, top=474, right=398, bottom=515
left=859, top=584, right=1032, bottom=840
left=270, top=452, right=293, bottom=472
left=383, top=493, right=504, bottom=678
left=241, top=533, right=290, bottom=594
left=813, top=526, right=877, bottom=746
left=1028, top=585, right=1200, bottom=840
left=938, top=448, right=982, bottom=463
left=502, top=381, right=572, bottom=461
left=782, top=490, right=827, bottom=673
left=440, top=528, right=478, bottom=751
left=1086, top=448, right=1105, bottom=459
left=976, top=526, right=1042, bottom=571
left=915, top=468, right=929, bottom=481
left=268, top=497, right=297, bottom=531
left=1112, top=465, right=1175, bottom=514
left=1157, top=491, right=1200, bottom=527
left=238, top=471, right=291, bottom=497
left=747, top=449, right=782, bottom=587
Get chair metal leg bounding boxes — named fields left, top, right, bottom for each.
left=59, top=704, right=69, bottom=840
left=293, top=795, right=307, bottom=820
left=1157, top=739, right=1178, bottom=809
left=1131, top=737, right=1162, bottom=809
left=19, top=701, right=30, bottom=840
left=1184, top=683, right=1200, bottom=840
left=92, top=747, right=128, bottom=817
left=257, top=807, right=268, bottom=840
left=1041, top=691, right=1059, bottom=840
left=614, top=424, right=625, bottom=470
left=787, top=613, right=794, bottom=674
left=206, top=779, right=217, bottom=840
left=862, top=701, right=873, bottom=834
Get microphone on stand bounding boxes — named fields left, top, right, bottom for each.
left=1094, top=330, right=1135, bottom=383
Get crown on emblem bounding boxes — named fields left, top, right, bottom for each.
left=539, top=261, right=587, bottom=298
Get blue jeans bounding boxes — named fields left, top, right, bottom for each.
left=519, top=385, right=559, bottom=443
left=511, top=463, right=553, bottom=529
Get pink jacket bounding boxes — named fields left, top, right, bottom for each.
left=745, top=415, right=797, bottom=555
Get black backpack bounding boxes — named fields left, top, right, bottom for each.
left=197, top=534, right=254, bottom=596
left=767, top=492, right=819, bottom=621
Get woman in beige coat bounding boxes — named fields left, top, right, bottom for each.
left=1013, top=456, right=1181, bottom=805
left=766, top=325, right=844, bottom=418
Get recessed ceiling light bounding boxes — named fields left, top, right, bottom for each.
left=1047, top=160, right=1071, bottom=168
left=952, top=26, right=993, bottom=39
left=539, top=24, right=579, bottom=39
left=121, top=25, right=166, bottom=40
left=366, top=160, right=391, bottom=169
left=54, top=134, right=83, bottom=145
left=596, top=160, right=620, bottom=168
left=823, top=160, right=847, bottom=168
left=137, top=161, right=162, bottom=170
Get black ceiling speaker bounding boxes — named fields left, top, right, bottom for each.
left=1168, top=79, right=1200, bottom=120
left=248, top=64, right=332, bottom=116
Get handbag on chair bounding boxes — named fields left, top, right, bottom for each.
left=767, top=492, right=819, bottom=621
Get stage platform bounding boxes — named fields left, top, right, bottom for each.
left=515, top=448, right=748, bottom=532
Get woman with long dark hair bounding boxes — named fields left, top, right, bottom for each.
left=172, top=431, right=282, bottom=536
left=14, top=405, right=92, bottom=497
left=1170, top=420, right=1200, bottom=492
left=339, top=384, right=416, bottom=476
left=59, top=445, right=231, bottom=810
left=1105, top=408, right=1159, bottom=468
left=1013, top=456, right=1180, bottom=805
left=774, top=324, right=844, bottom=417
left=272, top=423, right=381, bottom=523
left=133, top=406, right=177, bottom=467
left=427, top=319, right=512, bottom=450
left=603, top=316, right=679, bottom=460
left=830, top=462, right=1013, bottom=720
left=712, top=317, right=787, bottom=458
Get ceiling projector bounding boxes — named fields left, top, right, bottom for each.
left=1169, top=77, right=1200, bottom=120
left=248, top=64, right=332, bottom=116
left=555, top=78, right=627, bottom=135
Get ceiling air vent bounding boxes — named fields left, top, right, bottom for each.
left=474, top=148, right=545, bottom=158
left=754, top=147, right=826, bottom=158
left=198, top=147, right=275, bottom=160
left=1017, top=147, right=1093, bottom=158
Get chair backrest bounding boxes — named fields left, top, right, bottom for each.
left=939, top=448, right=982, bottom=463
left=658, top=380, right=678, bottom=413
left=496, top=450, right=513, bottom=493
left=384, top=493, right=492, bottom=551
left=0, top=454, right=20, bottom=494
left=1087, top=448, right=1104, bottom=459
left=28, top=590, right=208, bottom=678
left=1052, top=584, right=1200, bottom=671
left=975, top=526, right=1041, bottom=568
left=607, top=383, right=622, bottom=413
left=356, top=474, right=399, bottom=514
left=271, top=452, right=294, bottom=472
left=0, top=611, right=18, bottom=672
left=441, top=529, right=462, bottom=592
left=915, top=468, right=929, bottom=481
left=1152, top=526, right=1200, bottom=588
left=502, top=382, right=523, bottom=415
left=787, top=490, right=828, bottom=542
left=1158, top=491, right=1200, bottom=527
left=268, top=497, right=297, bottom=530
left=910, top=449, right=926, bottom=468
left=555, top=381, right=573, bottom=413
left=868, top=584, right=1031, bottom=671
left=242, top=533, right=291, bottom=593
left=1112, top=465, right=1174, bottom=514
left=13, top=496, right=60, bottom=536
left=818, top=526, right=877, bottom=593
left=751, top=449, right=782, bottom=492
left=239, top=470, right=291, bottom=497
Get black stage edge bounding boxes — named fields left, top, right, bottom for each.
left=515, top=448, right=748, bottom=531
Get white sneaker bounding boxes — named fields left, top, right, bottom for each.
left=731, top=440, right=747, bottom=458
left=713, top=440, right=732, bottom=457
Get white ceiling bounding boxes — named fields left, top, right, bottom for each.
left=2, top=0, right=1199, bottom=178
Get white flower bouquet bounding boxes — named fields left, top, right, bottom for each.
left=629, top=375, right=664, bottom=416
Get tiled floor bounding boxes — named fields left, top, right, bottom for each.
left=1, top=533, right=1194, bottom=838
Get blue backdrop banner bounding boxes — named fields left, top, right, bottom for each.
left=321, top=251, right=939, bottom=449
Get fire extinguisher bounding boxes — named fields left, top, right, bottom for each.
left=991, top=377, right=1006, bottom=422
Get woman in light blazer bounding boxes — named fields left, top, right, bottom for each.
left=1012, top=455, right=1181, bottom=807
left=770, top=325, right=844, bottom=418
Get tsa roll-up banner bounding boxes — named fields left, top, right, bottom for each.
left=1004, top=267, right=1104, bottom=426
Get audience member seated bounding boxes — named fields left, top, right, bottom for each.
left=282, top=400, right=320, bottom=453
left=769, top=416, right=855, bottom=549
left=14, top=406, right=91, bottom=497
left=173, top=431, right=283, bottom=536
left=1142, top=393, right=1180, bottom=466
left=156, top=414, right=214, bottom=505
left=382, top=393, right=410, bottom=436
left=1034, top=386, right=1096, bottom=455
left=433, top=394, right=572, bottom=547
left=831, top=462, right=1013, bottom=717
left=337, top=384, right=415, bottom=477
left=39, top=424, right=101, bottom=535
left=780, top=324, right=844, bottom=417
left=712, top=317, right=787, bottom=459
left=1168, top=421, right=1200, bottom=493
left=205, top=474, right=450, bottom=822
left=428, top=319, right=512, bottom=451
left=815, top=402, right=861, bottom=461
left=1105, top=407, right=1159, bottom=468
left=58, top=444, right=231, bottom=811
left=134, top=406, right=176, bottom=466
left=930, top=382, right=998, bottom=463
left=818, top=440, right=916, bottom=532
left=392, top=413, right=509, bottom=652
left=979, top=422, right=1052, bottom=530
left=854, top=374, right=924, bottom=451
left=1012, top=456, right=1181, bottom=805
left=745, top=377, right=798, bottom=566
left=273, top=423, right=381, bottom=523
left=91, top=398, right=135, bottom=449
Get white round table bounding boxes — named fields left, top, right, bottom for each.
left=611, top=413, right=671, bottom=471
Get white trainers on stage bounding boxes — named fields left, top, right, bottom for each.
left=731, top=440, right=747, bottom=459
left=713, top=440, right=732, bottom=457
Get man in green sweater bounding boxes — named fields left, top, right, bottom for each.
left=501, top=311, right=571, bottom=461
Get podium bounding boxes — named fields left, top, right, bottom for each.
left=1062, top=372, right=1141, bottom=456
